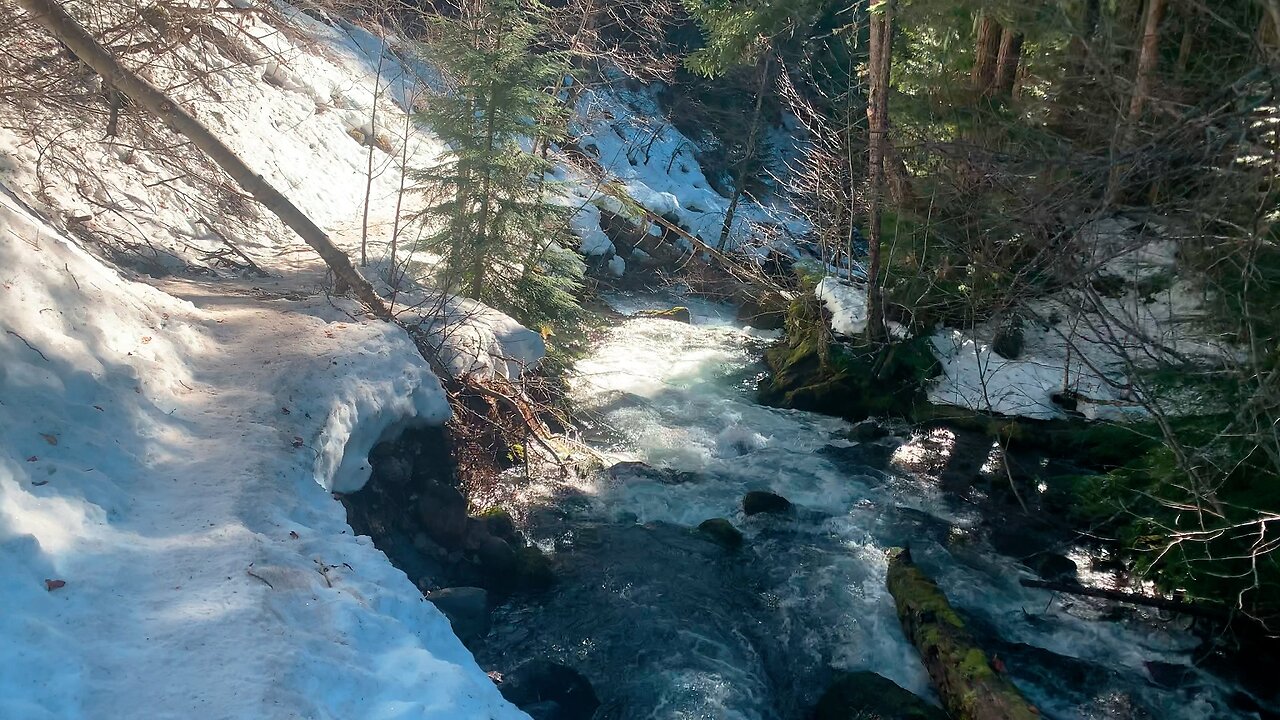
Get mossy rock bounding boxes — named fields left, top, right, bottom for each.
left=513, top=543, right=555, bottom=591
left=635, top=306, right=691, bottom=323
left=760, top=294, right=939, bottom=422
left=743, top=490, right=791, bottom=516
left=696, top=518, right=744, bottom=549
left=813, top=671, right=947, bottom=720
left=478, top=506, right=518, bottom=542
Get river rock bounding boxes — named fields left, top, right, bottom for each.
left=813, top=671, right=948, bottom=720
left=634, top=306, right=691, bottom=323
left=425, top=587, right=490, bottom=644
left=476, top=535, right=518, bottom=581
left=607, top=461, right=698, bottom=485
left=743, top=490, right=791, bottom=516
left=697, top=518, right=743, bottom=549
left=479, top=506, right=518, bottom=542
left=1028, top=552, right=1078, bottom=582
left=497, top=660, right=600, bottom=720
left=418, top=482, right=469, bottom=549
left=737, top=294, right=786, bottom=330
left=847, top=419, right=890, bottom=442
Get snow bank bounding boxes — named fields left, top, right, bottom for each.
left=0, top=187, right=523, bottom=719
left=927, top=219, right=1234, bottom=420
left=558, top=86, right=807, bottom=262
left=815, top=277, right=869, bottom=336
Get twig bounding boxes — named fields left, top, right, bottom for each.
left=6, top=329, right=50, bottom=362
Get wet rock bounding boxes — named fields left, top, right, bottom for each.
left=1144, top=661, right=1195, bottom=689
left=513, top=543, right=555, bottom=592
left=476, top=535, right=518, bottom=581
left=497, top=660, right=600, bottom=720
left=634, top=306, right=691, bottom=323
left=1027, top=552, right=1078, bottom=583
left=847, top=419, right=890, bottom=442
left=737, top=294, right=786, bottom=330
left=992, top=315, right=1025, bottom=359
left=425, top=587, right=490, bottom=645
left=813, top=671, right=948, bottom=720
left=418, top=482, right=469, bottom=549
left=743, top=490, right=792, bottom=516
left=697, top=518, right=743, bottom=549
left=607, top=461, right=698, bottom=485
left=479, top=506, right=518, bottom=542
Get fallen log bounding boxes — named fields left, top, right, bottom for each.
left=1018, top=578, right=1230, bottom=621
left=886, top=548, right=1039, bottom=720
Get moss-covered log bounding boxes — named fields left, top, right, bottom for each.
left=886, top=548, right=1039, bottom=720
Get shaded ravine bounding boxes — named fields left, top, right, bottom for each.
left=468, top=293, right=1263, bottom=720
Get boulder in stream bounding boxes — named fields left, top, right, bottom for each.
left=813, top=671, right=948, bottom=720
left=497, top=659, right=600, bottom=720
left=743, top=490, right=792, bottom=516
left=418, top=482, right=469, bottom=549
left=425, top=587, right=489, bottom=645
left=697, top=518, right=744, bottom=549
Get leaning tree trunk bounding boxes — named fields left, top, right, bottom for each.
left=1108, top=0, right=1167, bottom=203
left=886, top=549, right=1040, bottom=720
left=865, top=0, right=894, bottom=343
left=15, top=0, right=390, bottom=318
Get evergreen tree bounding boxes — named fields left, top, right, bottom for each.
left=414, top=0, right=582, bottom=328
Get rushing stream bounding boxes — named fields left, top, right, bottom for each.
left=471, top=293, right=1260, bottom=720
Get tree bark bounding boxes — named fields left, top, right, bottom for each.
left=994, top=27, right=1023, bottom=96
left=719, top=55, right=771, bottom=249
left=887, top=549, right=1040, bottom=720
left=972, top=14, right=1002, bottom=95
left=1108, top=0, right=1167, bottom=202
left=865, top=0, right=893, bottom=342
left=15, top=0, right=390, bottom=318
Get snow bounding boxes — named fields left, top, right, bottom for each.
left=815, top=277, right=868, bottom=336
left=0, top=192, right=523, bottom=719
left=0, top=6, right=549, bottom=718
left=558, top=86, right=806, bottom=257
left=927, top=219, right=1235, bottom=420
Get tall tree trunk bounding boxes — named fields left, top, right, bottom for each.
left=1174, top=7, right=1195, bottom=76
left=13, top=0, right=390, bottom=317
left=470, top=30, right=504, bottom=300
left=865, top=0, right=893, bottom=343
left=972, top=14, right=1002, bottom=95
left=719, top=56, right=771, bottom=249
left=993, top=27, right=1023, bottom=96
left=1108, top=0, right=1167, bottom=203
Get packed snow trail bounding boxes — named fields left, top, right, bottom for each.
left=0, top=191, right=525, bottom=719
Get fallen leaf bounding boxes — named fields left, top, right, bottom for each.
left=93, top=405, right=104, bottom=411
left=141, top=336, right=152, bottom=344
left=45, top=579, right=65, bottom=591
left=41, top=433, right=58, bottom=446
left=281, top=406, right=291, bottom=415
left=26, top=456, right=38, bottom=462
left=325, top=330, right=336, bottom=339
left=31, top=479, right=48, bottom=487
left=289, top=531, right=300, bottom=539
left=291, top=436, right=304, bottom=448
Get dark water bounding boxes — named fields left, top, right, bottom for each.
left=471, top=294, right=1263, bottom=720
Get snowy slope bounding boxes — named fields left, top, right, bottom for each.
left=0, top=5, right=552, bottom=718
left=0, top=190, right=525, bottom=719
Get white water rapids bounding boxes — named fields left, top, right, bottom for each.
left=476, top=293, right=1253, bottom=720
